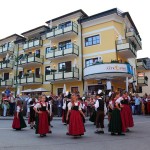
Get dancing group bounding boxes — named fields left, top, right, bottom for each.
left=12, top=90, right=134, bottom=137
left=12, top=93, right=86, bottom=137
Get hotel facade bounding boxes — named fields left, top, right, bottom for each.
left=0, top=8, right=145, bottom=96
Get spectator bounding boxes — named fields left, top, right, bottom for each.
left=2, top=94, right=9, bottom=117
left=5, top=87, right=11, bottom=97
left=134, top=94, right=141, bottom=115
left=57, top=95, right=63, bottom=117
left=9, top=93, right=15, bottom=116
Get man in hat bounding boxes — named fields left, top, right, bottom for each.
left=94, top=90, right=105, bottom=134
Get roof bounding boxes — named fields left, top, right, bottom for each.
left=80, top=8, right=119, bottom=23
left=0, top=34, right=24, bottom=42
left=46, top=9, right=88, bottom=24
left=21, top=25, right=49, bottom=35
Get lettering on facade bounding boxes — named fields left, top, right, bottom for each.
left=106, top=65, right=126, bottom=72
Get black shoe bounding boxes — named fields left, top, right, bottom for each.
left=94, top=131, right=101, bottom=134
left=126, top=129, right=130, bottom=132
left=30, top=127, right=33, bottom=129
left=40, top=134, right=44, bottom=137
left=118, top=133, right=125, bottom=136
left=111, top=133, right=116, bottom=136
left=48, top=131, right=52, bottom=134
left=50, top=125, right=53, bottom=128
left=99, top=131, right=104, bottom=134
left=66, top=132, right=70, bottom=135
left=64, top=123, right=67, bottom=125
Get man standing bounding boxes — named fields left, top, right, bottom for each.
left=134, top=94, right=141, bottom=115
left=9, top=93, right=15, bottom=116
left=94, top=90, right=105, bottom=134
left=5, top=87, right=11, bottom=97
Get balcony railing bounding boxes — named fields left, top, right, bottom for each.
left=19, top=54, right=43, bottom=65
left=116, top=38, right=137, bottom=58
left=46, top=22, right=78, bottom=38
left=23, top=39, right=43, bottom=50
left=45, top=44, right=79, bottom=59
left=137, top=76, right=148, bottom=86
left=137, top=60, right=147, bottom=70
left=0, top=61, right=13, bottom=70
left=0, top=46, right=14, bottom=54
left=0, top=79, right=13, bottom=86
left=14, top=74, right=43, bottom=85
left=126, top=29, right=142, bottom=50
left=45, top=67, right=79, bottom=81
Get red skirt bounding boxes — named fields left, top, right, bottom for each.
left=12, top=114, right=20, bottom=129
left=121, top=104, right=134, bottom=132
left=69, top=110, right=85, bottom=136
left=147, top=102, right=150, bottom=114
left=38, top=112, right=49, bottom=135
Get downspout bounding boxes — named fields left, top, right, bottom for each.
left=78, top=17, right=84, bottom=95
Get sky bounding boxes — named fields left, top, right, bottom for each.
left=0, top=0, right=149, bottom=58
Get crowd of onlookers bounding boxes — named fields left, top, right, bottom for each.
left=1, top=88, right=150, bottom=117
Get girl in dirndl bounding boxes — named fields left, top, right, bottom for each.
left=120, top=91, right=134, bottom=132
left=109, top=92, right=125, bottom=135
left=66, top=93, right=85, bottom=136
left=34, top=95, right=49, bottom=137
left=12, top=100, right=27, bottom=130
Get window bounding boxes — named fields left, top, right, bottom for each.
left=58, top=61, right=71, bottom=72
left=85, top=35, right=100, bottom=47
left=59, top=21, right=71, bottom=29
left=4, top=73, right=9, bottom=80
left=45, top=66, right=51, bottom=75
left=57, top=88, right=63, bottom=95
left=85, top=58, right=98, bottom=67
left=46, top=47, right=52, bottom=54
left=71, top=87, right=79, bottom=93
left=59, top=40, right=71, bottom=50
left=35, top=50, right=40, bottom=58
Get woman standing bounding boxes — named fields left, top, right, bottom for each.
left=12, top=100, right=27, bottom=130
left=120, top=91, right=134, bottom=132
left=66, top=93, right=85, bottom=136
left=109, top=92, right=125, bottom=135
left=34, top=95, right=49, bottom=137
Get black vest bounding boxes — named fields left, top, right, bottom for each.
left=97, top=98, right=104, bottom=111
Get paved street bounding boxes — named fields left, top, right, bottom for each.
left=0, top=116, right=150, bottom=150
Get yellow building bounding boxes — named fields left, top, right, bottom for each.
left=0, top=8, right=143, bottom=96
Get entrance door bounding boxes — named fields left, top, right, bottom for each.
left=4, top=73, right=9, bottom=80
left=88, top=85, right=105, bottom=95
left=19, top=71, right=23, bottom=79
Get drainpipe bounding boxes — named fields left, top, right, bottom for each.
left=78, top=17, right=84, bottom=95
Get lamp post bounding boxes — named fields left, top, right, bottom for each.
left=9, top=44, right=19, bottom=97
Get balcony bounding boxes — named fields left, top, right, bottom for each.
left=14, top=74, right=43, bottom=85
left=18, top=54, right=43, bottom=68
left=126, top=29, right=142, bottom=50
left=137, top=76, right=148, bottom=86
left=84, top=62, right=133, bottom=80
left=0, top=79, right=13, bottom=87
left=137, top=60, right=147, bottom=70
left=45, top=67, right=79, bottom=82
left=0, top=61, right=13, bottom=71
left=23, top=39, right=43, bottom=50
left=45, top=44, right=79, bottom=59
left=46, top=22, right=78, bottom=41
left=0, top=45, right=14, bottom=57
left=116, top=38, right=137, bottom=58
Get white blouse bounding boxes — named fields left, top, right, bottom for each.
left=34, top=102, right=48, bottom=110
left=67, top=102, right=82, bottom=111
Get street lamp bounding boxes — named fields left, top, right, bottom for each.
left=9, top=44, right=20, bottom=97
